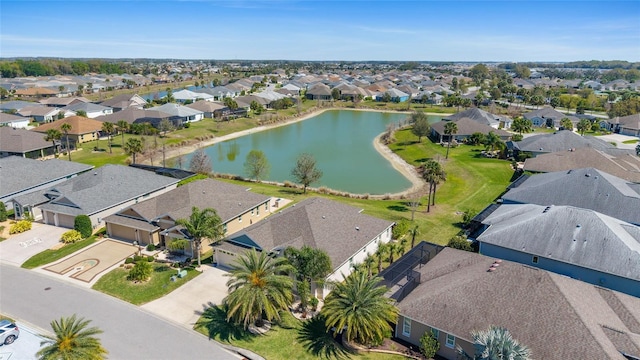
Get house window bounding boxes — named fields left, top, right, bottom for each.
left=402, top=318, right=411, bottom=337
left=265, top=203, right=269, bottom=211
left=238, top=215, right=242, bottom=223
left=251, top=208, right=254, bottom=216
left=431, top=328, right=439, bottom=339
left=256, top=207, right=259, bottom=216
left=445, top=334, right=455, bottom=348
left=532, top=256, right=539, bottom=264
left=222, top=224, right=227, bottom=233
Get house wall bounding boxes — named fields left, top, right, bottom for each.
left=395, top=315, right=473, bottom=360
left=76, top=132, right=99, bottom=144
left=86, top=109, right=113, bottom=118
left=479, top=242, right=640, bottom=298
left=223, top=200, right=271, bottom=236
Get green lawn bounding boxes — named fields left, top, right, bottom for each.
left=21, top=235, right=99, bottom=269
left=623, top=139, right=639, bottom=144
left=92, top=263, right=201, bottom=305
left=195, top=307, right=405, bottom=360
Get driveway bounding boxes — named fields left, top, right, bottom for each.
left=0, top=321, right=47, bottom=360
left=596, top=133, right=639, bottom=150
left=0, top=223, right=67, bottom=267
left=142, top=265, right=230, bottom=329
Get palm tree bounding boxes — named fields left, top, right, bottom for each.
left=101, top=122, right=115, bottom=154
left=388, top=242, right=403, bottom=264
left=458, top=326, right=531, bottom=360
left=36, top=314, right=107, bottom=360
left=444, top=121, right=458, bottom=159
left=363, top=255, right=375, bottom=279
left=123, top=137, right=143, bottom=164
left=321, top=271, right=398, bottom=345
left=484, top=131, right=503, bottom=152
left=116, top=120, right=129, bottom=147
left=224, top=248, right=294, bottom=329
left=60, top=123, right=72, bottom=161
left=175, top=206, right=224, bottom=267
left=422, top=160, right=446, bottom=212
left=409, top=225, right=420, bottom=248
left=44, top=129, right=62, bottom=158
left=374, top=243, right=388, bottom=274
left=511, top=117, right=532, bottom=135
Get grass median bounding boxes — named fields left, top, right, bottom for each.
left=21, top=235, right=98, bottom=269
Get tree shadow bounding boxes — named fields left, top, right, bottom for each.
left=387, top=205, right=408, bottom=212
left=194, top=302, right=251, bottom=342
left=297, top=316, right=351, bottom=360
left=414, top=157, right=431, bottom=163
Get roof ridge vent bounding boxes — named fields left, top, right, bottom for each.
left=543, top=206, right=552, bottom=213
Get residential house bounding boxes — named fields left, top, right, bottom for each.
left=475, top=203, right=640, bottom=297
left=608, top=113, right=640, bottom=137
left=14, top=87, right=57, bottom=98
left=444, top=107, right=512, bottom=129
left=430, top=118, right=512, bottom=143
left=200, top=86, right=236, bottom=100
left=172, top=89, right=214, bottom=103
left=99, top=93, right=148, bottom=112
left=522, top=147, right=640, bottom=183
left=0, top=127, right=57, bottom=159
left=32, top=116, right=104, bottom=145
left=215, top=197, right=395, bottom=298
left=186, top=100, right=228, bottom=119
left=148, top=103, right=204, bottom=124
left=500, top=167, right=640, bottom=226
left=103, top=178, right=270, bottom=251
left=376, top=88, right=410, bottom=103
left=394, top=247, right=640, bottom=360
left=39, top=96, right=90, bottom=108
left=0, top=156, right=92, bottom=214
left=14, top=165, right=179, bottom=229
left=523, top=106, right=580, bottom=129
left=305, top=83, right=332, bottom=100
left=94, top=108, right=172, bottom=127
left=62, top=102, right=113, bottom=118
left=0, top=100, right=39, bottom=113
left=17, top=105, right=63, bottom=123
left=507, top=130, right=616, bottom=157
left=0, top=113, right=30, bottom=128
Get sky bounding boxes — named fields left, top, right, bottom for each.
left=1, top=0, right=639, bottom=62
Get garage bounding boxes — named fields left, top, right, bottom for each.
left=215, top=248, right=238, bottom=268
left=108, top=223, right=137, bottom=242
left=43, top=211, right=74, bottom=228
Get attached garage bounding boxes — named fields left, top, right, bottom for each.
left=215, top=248, right=238, bottom=268
left=43, top=211, right=75, bottom=228
left=108, top=223, right=137, bottom=242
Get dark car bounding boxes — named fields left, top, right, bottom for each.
left=0, top=319, right=19, bottom=345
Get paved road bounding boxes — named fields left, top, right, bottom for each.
left=0, top=264, right=237, bottom=360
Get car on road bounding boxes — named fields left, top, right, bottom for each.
left=0, top=319, right=20, bottom=345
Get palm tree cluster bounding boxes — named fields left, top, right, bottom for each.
left=420, top=160, right=446, bottom=212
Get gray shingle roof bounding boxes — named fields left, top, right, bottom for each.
left=511, top=130, right=615, bottom=153
left=224, top=197, right=394, bottom=270
left=502, top=167, right=640, bottom=225
left=523, top=106, right=580, bottom=122
left=148, top=103, right=203, bottom=118
left=0, top=127, right=55, bottom=154
left=444, top=107, right=511, bottom=127
left=38, top=165, right=179, bottom=217
left=430, top=118, right=511, bottom=138
left=0, top=156, right=93, bottom=200
left=477, top=203, right=640, bottom=281
left=397, top=248, right=640, bottom=359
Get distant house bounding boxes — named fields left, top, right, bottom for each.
left=17, top=165, right=179, bottom=229
left=215, top=197, right=395, bottom=298
left=393, top=247, right=640, bottom=360
left=104, top=178, right=270, bottom=251
left=0, top=100, right=40, bottom=113
left=430, top=118, right=512, bottom=143
left=14, top=87, right=57, bottom=98
left=375, top=88, right=409, bottom=103
left=608, top=113, right=640, bottom=137
left=185, top=100, right=228, bottom=119
left=94, top=108, right=172, bottom=127
left=0, top=156, right=92, bottom=214
left=305, top=83, right=332, bottom=100
left=522, top=147, right=640, bottom=182
left=0, top=127, right=56, bottom=159
left=200, top=86, right=236, bottom=100
left=444, top=107, right=512, bottom=129
left=476, top=203, right=640, bottom=297
left=148, top=103, right=204, bottom=124
left=523, top=106, right=580, bottom=129
left=99, top=93, right=148, bottom=112
left=39, top=96, right=90, bottom=108
left=17, top=105, right=63, bottom=123
left=62, top=102, right=113, bottom=118
left=0, top=113, right=30, bottom=128
left=32, top=116, right=104, bottom=146
left=507, top=130, right=615, bottom=157
left=172, top=89, right=214, bottom=103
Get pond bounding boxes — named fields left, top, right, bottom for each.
left=186, top=110, right=442, bottom=195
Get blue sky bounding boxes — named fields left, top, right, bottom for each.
left=1, top=1, right=639, bottom=61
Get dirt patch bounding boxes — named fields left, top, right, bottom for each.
left=0, top=220, right=11, bottom=240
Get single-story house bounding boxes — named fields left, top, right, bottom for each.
left=94, top=108, right=172, bottom=127
left=103, top=178, right=271, bottom=251
left=62, top=102, right=113, bottom=118
left=0, top=100, right=40, bottom=113
left=394, top=247, right=640, bottom=359
left=0, top=127, right=57, bottom=159
left=608, top=113, right=640, bottom=137
left=39, top=96, right=90, bottom=108
left=429, top=118, right=512, bottom=143
left=215, top=197, right=395, bottom=298
left=172, top=89, right=214, bottom=103
left=99, top=93, right=148, bottom=112
left=198, top=86, right=237, bottom=100
left=475, top=203, right=640, bottom=297
left=376, top=88, right=410, bottom=103
left=13, top=164, right=179, bottom=229
left=0, top=156, right=92, bottom=210
left=444, top=107, right=512, bottom=129
left=17, top=105, right=63, bottom=123
left=507, top=130, right=615, bottom=157
left=148, top=103, right=204, bottom=124
left=185, top=100, right=228, bottom=119
left=0, top=112, right=30, bottom=128
left=306, top=83, right=332, bottom=100
left=31, top=116, right=104, bottom=145
left=522, top=147, right=640, bottom=183
left=523, top=106, right=580, bottom=129
left=14, top=87, right=57, bottom=98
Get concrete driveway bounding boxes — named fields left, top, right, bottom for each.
left=0, top=223, right=67, bottom=267
left=596, top=133, right=639, bottom=150
left=142, top=265, right=230, bottom=329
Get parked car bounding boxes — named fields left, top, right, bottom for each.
left=0, top=319, right=19, bottom=345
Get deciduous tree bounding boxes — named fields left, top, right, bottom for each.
left=291, top=153, right=322, bottom=193
left=189, top=148, right=213, bottom=175
left=244, top=149, right=270, bottom=181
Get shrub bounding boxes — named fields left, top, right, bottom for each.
left=448, top=235, right=473, bottom=252
left=420, top=331, right=440, bottom=358
left=60, top=230, right=82, bottom=244
left=124, top=257, right=134, bottom=264
left=147, top=255, right=155, bottom=262
left=0, top=202, right=7, bottom=222
left=127, top=260, right=153, bottom=282
left=74, top=215, right=92, bottom=238
left=309, top=297, right=319, bottom=311
left=133, top=255, right=144, bottom=263
left=9, top=220, right=31, bottom=234
left=146, top=244, right=156, bottom=251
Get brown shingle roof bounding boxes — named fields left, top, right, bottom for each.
left=397, top=248, right=640, bottom=359
left=14, top=87, right=57, bottom=96
left=32, top=116, right=103, bottom=135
